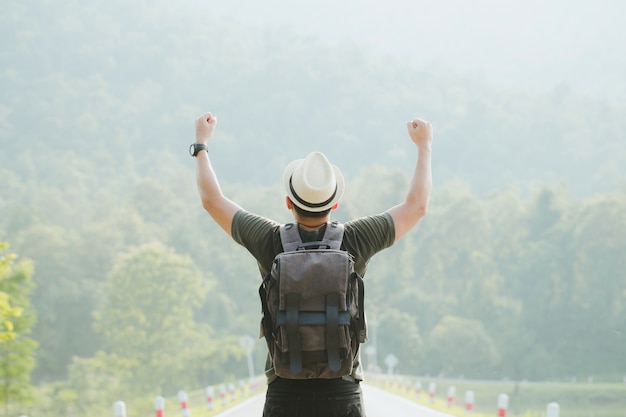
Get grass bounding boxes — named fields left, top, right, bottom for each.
left=366, top=374, right=626, bottom=417
left=120, top=378, right=265, bottom=417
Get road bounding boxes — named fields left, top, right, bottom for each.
left=214, top=384, right=454, bottom=417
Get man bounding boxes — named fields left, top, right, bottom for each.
left=191, top=112, right=433, bottom=417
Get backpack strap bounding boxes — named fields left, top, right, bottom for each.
left=322, top=221, right=344, bottom=250
left=286, top=293, right=303, bottom=374
left=279, top=223, right=302, bottom=252
left=325, top=293, right=341, bottom=371
left=279, top=221, right=344, bottom=252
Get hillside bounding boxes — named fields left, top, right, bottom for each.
left=1, top=0, right=625, bottom=200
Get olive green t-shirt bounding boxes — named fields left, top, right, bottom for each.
left=231, top=210, right=395, bottom=278
left=231, top=210, right=396, bottom=383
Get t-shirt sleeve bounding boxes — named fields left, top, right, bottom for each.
left=345, top=212, right=395, bottom=250
left=231, top=210, right=281, bottom=276
left=343, top=212, right=395, bottom=276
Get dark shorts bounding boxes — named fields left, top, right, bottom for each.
left=263, top=377, right=365, bottom=417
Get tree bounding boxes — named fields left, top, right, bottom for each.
left=11, top=224, right=91, bottom=382
left=0, top=243, right=37, bottom=414
left=424, top=315, right=499, bottom=378
left=374, top=308, right=423, bottom=375
left=93, top=242, right=220, bottom=395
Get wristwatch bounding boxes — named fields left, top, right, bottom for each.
left=189, top=143, right=208, bottom=157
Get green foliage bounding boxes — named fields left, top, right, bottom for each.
left=2, top=0, right=626, bottom=196
left=373, top=309, right=423, bottom=374
left=62, top=352, right=133, bottom=415
left=0, top=243, right=37, bottom=411
left=94, top=242, right=218, bottom=395
left=424, top=316, right=499, bottom=378
left=0, top=246, right=21, bottom=343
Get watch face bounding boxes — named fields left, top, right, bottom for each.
left=190, top=143, right=206, bottom=156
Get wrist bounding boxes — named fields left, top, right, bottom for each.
left=417, top=143, right=432, bottom=152
left=189, top=143, right=208, bottom=157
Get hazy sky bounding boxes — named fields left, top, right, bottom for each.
left=203, top=0, right=625, bottom=98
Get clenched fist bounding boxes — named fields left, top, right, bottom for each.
left=195, top=112, right=217, bottom=144
left=407, top=118, right=433, bottom=149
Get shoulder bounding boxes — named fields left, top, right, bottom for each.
left=338, top=213, right=395, bottom=277
left=231, top=210, right=280, bottom=246
left=344, top=212, right=395, bottom=243
left=342, top=213, right=395, bottom=255
left=232, top=210, right=284, bottom=277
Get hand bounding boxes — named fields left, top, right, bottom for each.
left=406, top=118, right=433, bottom=149
left=195, top=112, right=217, bottom=144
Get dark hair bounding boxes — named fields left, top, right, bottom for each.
left=293, top=204, right=332, bottom=219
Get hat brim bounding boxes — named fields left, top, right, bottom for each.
left=283, top=158, right=345, bottom=212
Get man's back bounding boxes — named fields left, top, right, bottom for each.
left=192, top=112, right=433, bottom=417
left=232, top=210, right=395, bottom=385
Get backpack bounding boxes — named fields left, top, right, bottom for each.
left=258, top=221, right=366, bottom=379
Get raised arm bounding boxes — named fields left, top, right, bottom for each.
left=194, top=112, right=242, bottom=236
left=386, top=118, right=433, bottom=242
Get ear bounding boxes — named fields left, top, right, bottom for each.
left=331, top=203, right=339, bottom=211
left=286, top=196, right=294, bottom=210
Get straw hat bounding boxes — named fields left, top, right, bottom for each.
left=282, top=151, right=345, bottom=212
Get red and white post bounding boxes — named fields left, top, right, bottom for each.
left=219, top=384, right=227, bottom=406
left=229, top=383, right=236, bottom=401
left=206, top=386, right=215, bottom=410
left=497, top=394, right=509, bottom=417
left=113, top=401, right=126, bottom=417
left=428, top=382, right=436, bottom=403
left=465, top=390, right=475, bottom=415
left=415, top=380, right=422, bottom=399
left=178, top=390, right=190, bottom=417
left=447, top=386, right=456, bottom=408
left=155, top=396, right=165, bottom=417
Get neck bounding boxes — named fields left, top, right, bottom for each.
left=297, top=221, right=327, bottom=231
left=295, top=215, right=329, bottom=230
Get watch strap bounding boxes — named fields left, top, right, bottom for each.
left=190, top=143, right=208, bottom=157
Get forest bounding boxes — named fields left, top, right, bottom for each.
left=1, top=0, right=625, bottom=415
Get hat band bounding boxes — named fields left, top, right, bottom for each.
left=289, top=176, right=337, bottom=209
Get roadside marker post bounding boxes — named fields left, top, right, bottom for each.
left=206, top=386, right=215, bottom=410
left=428, top=382, right=436, bottom=403
left=547, top=402, right=560, bottom=417
left=219, top=384, right=227, bottom=406
left=155, top=396, right=165, bottom=417
left=178, top=390, right=190, bottom=417
left=447, top=385, right=456, bottom=408
left=497, top=394, right=509, bottom=417
left=114, top=401, right=126, bottom=417
left=465, top=390, right=474, bottom=415
left=229, top=382, right=236, bottom=401
left=415, top=380, right=422, bottom=399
